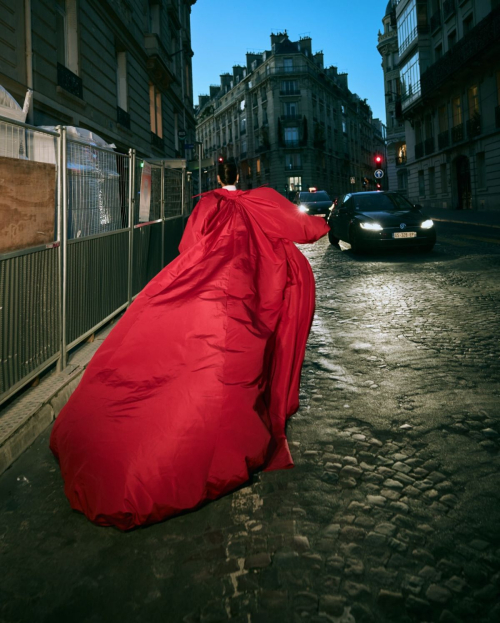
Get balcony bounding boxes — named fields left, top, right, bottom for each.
left=466, top=114, right=481, bottom=138
left=415, top=142, right=424, bottom=159
left=421, top=6, right=500, bottom=98
left=451, top=123, right=464, bottom=143
left=167, top=0, right=182, bottom=29
left=430, top=10, right=441, bottom=32
left=443, top=0, right=455, bottom=21
left=57, top=63, right=83, bottom=99
left=396, top=155, right=407, bottom=166
left=438, top=130, right=450, bottom=149
left=285, top=164, right=303, bottom=171
left=144, top=33, right=175, bottom=91
left=496, top=105, right=500, bottom=129
left=281, top=114, right=302, bottom=122
left=424, top=137, right=435, bottom=156
left=280, top=89, right=300, bottom=96
left=284, top=140, right=300, bottom=148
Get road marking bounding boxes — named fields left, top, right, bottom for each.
left=431, top=217, right=500, bottom=230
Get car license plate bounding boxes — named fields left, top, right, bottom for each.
left=393, top=232, right=417, bottom=239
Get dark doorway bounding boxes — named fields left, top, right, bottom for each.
left=454, top=155, right=471, bottom=209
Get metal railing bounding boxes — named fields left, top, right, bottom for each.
left=0, top=116, right=190, bottom=406
left=438, top=130, right=450, bottom=149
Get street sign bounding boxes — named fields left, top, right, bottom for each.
left=350, top=177, right=355, bottom=184
left=374, top=169, right=384, bottom=179
left=178, top=130, right=187, bottom=140
left=184, top=143, right=194, bottom=150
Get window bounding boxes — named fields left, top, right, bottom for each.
left=150, top=84, right=162, bottom=137
left=284, top=58, right=293, bottom=73
left=240, top=116, right=246, bottom=134
left=468, top=86, right=479, bottom=118
left=148, top=0, right=160, bottom=35
left=418, top=170, right=425, bottom=196
left=281, top=80, right=298, bottom=94
left=429, top=167, right=436, bottom=195
left=285, top=153, right=301, bottom=170
left=342, top=120, right=347, bottom=134
left=452, top=96, right=462, bottom=126
left=434, top=44, right=442, bottom=61
left=287, top=176, right=302, bottom=192
left=448, top=29, right=457, bottom=50
left=284, top=127, right=299, bottom=145
left=400, top=52, right=421, bottom=106
left=56, top=0, right=79, bottom=74
left=397, top=169, right=408, bottom=191
left=116, top=51, right=128, bottom=111
left=240, top=99, right=245, bottom=111
left=440, top=164, right=447, bottom=193
left=398, top=0, right=417, bottom=55
left=463, top=13, right=473, bottom=35
left=438, top=105, right=448, bottom=132
left=476, top=152, right=486, bottom=188
left=284, top=101, right=298, bottom=117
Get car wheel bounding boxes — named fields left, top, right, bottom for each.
left=349, top=225, right=364, bottom=253
left=328, top=230, right=340, bottom=246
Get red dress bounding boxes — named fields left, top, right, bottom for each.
left=50, top=187, right=329, bottom=530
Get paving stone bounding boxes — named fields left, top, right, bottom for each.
left=366, top=495, right=386, bottom=507
left=440, top=494, right=458, bottom=507
left=418, top=566, right=441, bottom=582
left=323, top=523, right=341, bottom=537
left=401, top=574, right=425, bottom=595
left=340, top=477, right=357, bottom=488
left=383, top=478, right=404, bottom=489
left=339, top=526, right=366, bottom=541
left=340, top=465, right=363, bottom=479
left=388, top=537, right=408, bottom=553
left=393, top=461, right=412, bottom=474
left=245, top=553, right=272, bottom=570
left=354, top=516, right=375, bottom=529
left=413, top=467, right=429, bottom=478
left=347, top=501, right=369, bottom=513
left=403, top=485, right=421, bottom=498
left=378, top=589, right=404, bottom=609
left=425, top=584, right=452, bottom=604
left=374, top=522, right=397, bottom=537
left=344, top=581, right=370, bottom=598
left=380, top=488, right=401, bottom=501
left=405, top=595, right=432, bottom=614
left=444, top=575, right=467, bottom=593
left=427, top=471, right=447, bottom=484
left=292, top=536, right=310, bottom=552
left=326, top=555, right=344, bottom=572
left=439, top=609, right=463, bottom=623
left=365, top=532, right=388, bottom=547
left=293, top=591, right=318, bottom=612
left=469, top=538, right=490, bottom=551
left=342, top=456, right=358, bottom=466
left=318, top=595, right=346, bottom=617
left=389, top=501, right=409, bottom=513
left=359, top=462, right=376, bottom=472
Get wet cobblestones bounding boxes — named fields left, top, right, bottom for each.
left=1, top=237, right=500, bottom=622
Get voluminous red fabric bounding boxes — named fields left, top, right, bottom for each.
left=50, top=187, right=329, bottom=530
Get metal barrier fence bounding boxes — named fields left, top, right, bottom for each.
left=0, top=116, right=190, bottom=406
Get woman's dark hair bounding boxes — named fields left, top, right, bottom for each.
left=218, top=160, right=238, bottom=186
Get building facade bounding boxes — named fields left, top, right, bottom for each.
left=195, top=33, right=384, bottom=198
left=378, top=0, right=408, bottom=194
left=0, top=0, right=197, bottom=157
left=395, top=0, right=500, bottom=211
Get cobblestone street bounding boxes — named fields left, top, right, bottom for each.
left=1, top=222, right=500, bottom=623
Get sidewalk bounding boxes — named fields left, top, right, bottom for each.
left=422, top=207, right=500, bottom=229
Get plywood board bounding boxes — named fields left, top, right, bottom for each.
left=0, top=156, right=56, bottom=253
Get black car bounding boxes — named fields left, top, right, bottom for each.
left=293, top=190, right=333, bottom=219
left=327, top=191, right=436, bottom=252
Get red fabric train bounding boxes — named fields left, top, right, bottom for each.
left=50, top=187, right=329, bottom=530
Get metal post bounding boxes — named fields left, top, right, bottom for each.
left=59, top=126, right=68, bottom=369
left=127, top=149, right=136, bottom=305
left=161, top=161, right=165, bottom=268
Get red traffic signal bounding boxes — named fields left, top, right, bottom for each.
left=217, top=156, right=224, bottom=163
left=376, top=183, right=381, bottom=189
left=375, top=155, right=382, bottom=164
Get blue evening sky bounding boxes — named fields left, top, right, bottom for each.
left=191, top=0, right=388, bottom=123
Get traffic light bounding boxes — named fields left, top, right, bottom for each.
left=376, top=183, right=381, bottom=189
left=217, top=156, right=224, bottom=164
left=375, top=155, right=382, bottom=165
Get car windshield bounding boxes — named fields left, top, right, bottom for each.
left=352, top=194, right=414, bottom=212
left=301, top=191, right=331, bottom=202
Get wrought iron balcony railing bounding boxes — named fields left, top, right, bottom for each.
left=284, top=140, right=300, bottom=148
left=57, top=63, right=83, bottom=99
left=451, top=123, right=464, bottom=143
left=438, top=130, right=449, bottom=150
left=280, top=89, right=301, bottom=96
left=285, top=164, right=303, bottom=171
left=151, top=132, right=164, bottom=151
left=415, top=142, right=424, bottom=159
left=424, top=137, right=435, bottom=156
left=466, top=114, right=481, bottom=138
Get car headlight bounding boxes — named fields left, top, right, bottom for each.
left=298, top=205, right=309, bottom=213
left=421, top=219, right=434, bottom=229
left=360, top=222, right=382, bottom=231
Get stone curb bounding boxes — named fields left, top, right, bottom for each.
left=0, top=322, right=116, bottom=476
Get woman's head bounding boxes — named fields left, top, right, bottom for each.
left=217, top=160, right=238, bottom=186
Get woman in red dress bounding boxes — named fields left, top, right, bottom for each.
left=50, top=162, right=329, bottom=530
